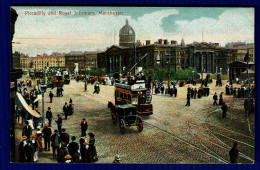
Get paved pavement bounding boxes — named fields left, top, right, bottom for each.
left=15, top=77, right=255, bottom=164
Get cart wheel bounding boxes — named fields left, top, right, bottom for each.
left=111, top=113, right=117, bottom=125
left=137, top=117, right=143, bottom=132
left=119, top=119, right=126, bottom=134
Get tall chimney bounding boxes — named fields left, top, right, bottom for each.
left=164, top=39, right=168, bottom=45
left=146, top=40, right=150, bottom=45
left=158, top=39, right=162, bottom=44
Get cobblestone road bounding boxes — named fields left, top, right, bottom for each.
left=15, top=78, right=255, bottom=164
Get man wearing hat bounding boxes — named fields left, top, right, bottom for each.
left=80, top=118, right=88, bottom=137
left=24, top=140, right=34, bottom=162
left=68, top=136, right=79, bottom=161
left=42, top=123, right=52, bottom=151
left=60, top=128, right=70, bottom=146
left=49, top=91, right=54, bottom=103
left=19, top=136, right=27, bottom=162
left=22, top=121, right=32, bottom=140
left=113, top=155, right=121, bottom=163
left=56, top=114, right=62, bottom=134
left=46, top=107, right=53, bottom=127
left=63, top=102, right=69, bottom=120
left=51, top=130, right=60, bottom=159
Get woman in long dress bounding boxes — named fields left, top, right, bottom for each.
left=88, top=132, right=98, bottom=162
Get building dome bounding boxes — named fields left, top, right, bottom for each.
left=119, top=19, right=135, bottom=47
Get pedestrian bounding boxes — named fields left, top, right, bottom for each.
left=46, top=107, right=53, bottom=126
left=68, top=102, right=74, bottom=116
left=229, top=142, right=239, bottom=163
left=31, top=134, right=39, bottom=162
left=79, top=136, right=88, bottom=163
left=51, top=130, right=60, bottom=159
left=174, top=86, right=177, bottom=97
left=36, top=127, right=43, bottom=152
left=185, top=92, right=191, bottom=106
left=60, top=128, right=70, bottom=146
left=69, top=98, right=73, bottom=104
left=213, top=92, right=218, bottom=105
left=63, top=102, right=69, bottom=120
left=19, top=136, right=27, bottom=162
left=206, top=87, right=210, bottom=96
left=68, top=136, right=79, bottom=161
left=81, top=118, right=88, bottom=137
left=57, top=145, right=68, bottom=163
left=24, top=140, right=34, bottom=162
left=56, top=114, right=62, bottom=134
left=226, top=85, right=229, bottom=95
left=60, top=87, right=64, bottom=96
left=22, top=121, right=32, bottom=140
left=49, top=91, right=54, bottom=103
left=191, top=88, right=194, bottom=98
left=15, top=105, right=21, bottom=124
left=219, top=92, right=224, bottom=105
left=221, top=102, right=228, bottom=119
left=57, top=87, right=60, bottom=97
left=88, top=132, right=98, bottom=162
left=42, top=123, right=52, bottom=151
left=113, top=155, right=121, bottom=163
left=194, top=88, right=197, bottom=99
left=161, top=85, right=164, bottom=95
left=234, top=87, right=237, bottom=98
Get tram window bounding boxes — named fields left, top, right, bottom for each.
left=128, top=94, right=131, bottom=101
left=120, top=92, right=123, bottom=99
left=132, top=96, right=137, bottom=104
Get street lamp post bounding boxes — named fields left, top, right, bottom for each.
left=192, top=70, right=195, bottom=83
left=40, top=84, right=47, bottom=127
left=84, top=52, right=87, bottom=91
left=244, top=51, right=250, bottom=86
left=166, top=50, right=171, bottom=93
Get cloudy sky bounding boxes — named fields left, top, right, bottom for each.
left=12, top=6, right=254, bottom=57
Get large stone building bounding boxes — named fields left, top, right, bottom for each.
left=97, top=20, right=254, bottom=76
left=32, top=53, right=65, bottom=71
left=65, top=51, right=98, bottom=71
left=119, top=19, right=135, bottom=47
left=12, top=51, right=33, bottom=70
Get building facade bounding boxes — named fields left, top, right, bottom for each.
left=33, top=53, right=65, bottom=71
left=98, top=41, right=233, bottom=75
left=65, top=51, right=98, bottom=71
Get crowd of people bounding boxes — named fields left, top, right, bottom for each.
left=19, top=112, right=98, bottom=164
left=225, top=85, right=255, bottom=98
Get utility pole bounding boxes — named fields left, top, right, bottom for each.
left=84, top=52, right=87, bottom=91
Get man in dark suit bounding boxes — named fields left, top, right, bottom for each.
left=49, top=91, right=54, bottom=103
left=63, top=102, right=69, bottom=120
left=81, top=118, right=88, bottom=137
left=42, top=123, right=52, bottom=151
left=56, top=114, right=62, bottom=134
left=24, top=140, right=34, bottom=162
left=60, top=128, right=70, bottom=146
left=46, top=107, right=53, bottom=126
left=22, top=121, right=32, bottom=140
left=68, top=136, right=79, bottom=160
left=51, top=130, right=60, bottom=159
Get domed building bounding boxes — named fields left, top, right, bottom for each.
left=119, top=19, right=135, bottom=47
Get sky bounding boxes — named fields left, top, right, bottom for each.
left=12, top=6, right=254, bottom=57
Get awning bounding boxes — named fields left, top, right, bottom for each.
left=16, top=92, right=41, bottom=118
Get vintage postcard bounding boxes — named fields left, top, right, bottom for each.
left=10, top=6, right=255, bottom=164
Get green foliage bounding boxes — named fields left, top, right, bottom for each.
left=78, top=68, right=106, bottom=77
left=143, top=67, right=200, bottom=81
